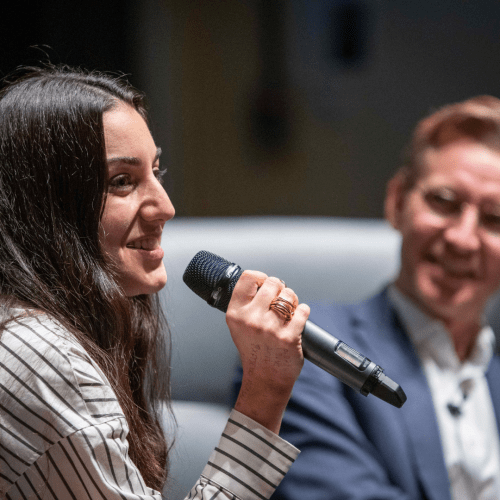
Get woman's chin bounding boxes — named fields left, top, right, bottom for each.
left=122, top=272, right=168, bottom=297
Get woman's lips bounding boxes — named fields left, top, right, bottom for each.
left=126, top=237, right=164, bottom=259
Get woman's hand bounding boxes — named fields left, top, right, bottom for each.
left=226, top=270, right=310, bottom=434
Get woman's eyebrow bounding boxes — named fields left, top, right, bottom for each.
left=107, top=147, right=162, bottom=166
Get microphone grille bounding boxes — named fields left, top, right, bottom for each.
left=183, top=250, right=242, bottom=312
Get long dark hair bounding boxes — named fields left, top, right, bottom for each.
left=0, top=65, right=171, bottom=490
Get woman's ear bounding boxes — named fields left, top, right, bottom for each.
left=384, top=170, right=407, bottom=230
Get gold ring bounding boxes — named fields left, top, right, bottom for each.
left=269, top=296, right=296, bottom=322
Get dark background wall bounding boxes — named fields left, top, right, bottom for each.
left=1, top=1, right=135, bottom=79
left=3, top=0, right=500, bottom=219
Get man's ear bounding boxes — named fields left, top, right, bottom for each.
left=384, top=170, right=407, bottom=230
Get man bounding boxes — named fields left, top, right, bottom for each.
left=273, top=96, right=500, bottom=499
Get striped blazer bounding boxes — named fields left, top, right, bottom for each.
left=0, top=311, right=298, bottom=500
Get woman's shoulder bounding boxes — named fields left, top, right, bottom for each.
left=0, top=310, right=121, bottom=411
left=0, top=311, right=95, bottom=380
left=0, top=310, right=126, bottom=471
left=4, top=308, right=68, bottom=337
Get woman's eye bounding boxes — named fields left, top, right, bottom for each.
left=424, top=189, right=461, bottom=215
left=108, top=174, right=134, bottom=193
left=153, top=168, right=167, bottom=184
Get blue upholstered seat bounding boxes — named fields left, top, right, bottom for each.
left=159, top=216, right=402, bottom=499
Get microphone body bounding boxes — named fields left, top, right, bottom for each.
left=183, top=250, right=406, bottom=408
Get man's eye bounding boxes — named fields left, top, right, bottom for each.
left=424, top=190, right=461, bottom=215
left=481, top=211, right=500, bottom=234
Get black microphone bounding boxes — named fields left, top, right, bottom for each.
left=183, top=250, right=407, bottom=408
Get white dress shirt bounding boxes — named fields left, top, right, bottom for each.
left=0, top=311, right=299, bottom=500
left=388, top=285, right=500, bottom=500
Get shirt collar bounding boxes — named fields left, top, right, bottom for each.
left=387, top=284, right=494, bottom=374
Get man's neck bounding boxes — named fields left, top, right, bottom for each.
left=390, top=283, right=483, bottom=362
left=444, top=318, right=482, bottom=362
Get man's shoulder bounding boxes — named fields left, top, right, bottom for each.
left=308, top=288, right=393, bottom=336
left=488, top=351, right=500, bottom=372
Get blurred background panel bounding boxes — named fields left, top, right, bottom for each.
left=2, top=0, right=500, bottom=218
left=0, top=1, right=136, bottom=78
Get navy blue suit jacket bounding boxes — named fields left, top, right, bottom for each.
left=269, top=289, right=500, bottom=500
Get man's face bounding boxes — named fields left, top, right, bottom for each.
left=386, top=139, right=500, bottom=323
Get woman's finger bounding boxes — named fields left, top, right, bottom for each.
left=268, top=287, right=299, bottom=324
left=229, top=270, right=268, bottom=308
left=250, top=276, right=286, bottom=309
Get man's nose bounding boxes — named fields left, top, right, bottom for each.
left=443, top=205, right=481, bottom=253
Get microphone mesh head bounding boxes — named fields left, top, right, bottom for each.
left=183, top=250, right=242, bottom=312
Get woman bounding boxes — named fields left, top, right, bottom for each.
left=0, top=65, right=310, bottom=499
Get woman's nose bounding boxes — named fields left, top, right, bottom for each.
left=140, top=176, right=175, bottom=223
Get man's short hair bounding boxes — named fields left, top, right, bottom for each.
left=400, top=95, right=500, bottom=188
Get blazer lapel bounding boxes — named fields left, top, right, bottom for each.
left=353, top=291, right=452, bottom=500
left=486, top=357, right=500, bottom=432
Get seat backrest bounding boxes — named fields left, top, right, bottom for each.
left=160, top=216, right=500, bottom=499
left=160, top=216, right=402, bottom=406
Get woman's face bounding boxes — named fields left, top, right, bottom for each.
left=100, top=103, right=175, bottom=296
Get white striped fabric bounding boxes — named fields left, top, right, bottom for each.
left=0, top=312, right=299, bottom=499
left=200, top=412, right=299, bottom=500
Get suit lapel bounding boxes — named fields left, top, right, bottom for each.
left=352, top=291, right=452, bottom=500
left=486, top=357, right=500, bottom=432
